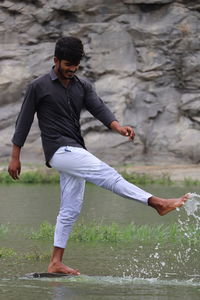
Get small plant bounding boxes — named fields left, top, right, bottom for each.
left=157, top=173, right=173, bottom=185
left=0, top=247, right=16, bottom=258
left=0, top=172, right=14, bottom=184
left=184, top=177, right=200, bottom=186
left=29, top=221, right=55, bottom=240
left=20, top=171, right=59, bottom=184
left=25, top=248, right=51, bottom=261
left=123, top=173, right=154, bottom=185
left=122, top=172, right=173, bottom=186
left=70, top=222, right=122, bottom=242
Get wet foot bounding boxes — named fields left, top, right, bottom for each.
left=48, top=262, right=80, bottom=275
left=148, top=194, right=189, bottom=216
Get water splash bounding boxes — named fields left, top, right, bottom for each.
left=115, top=192, right=200, bottom=281
left=184, top=192, right=200, bottom=217
left=21, top=274, right=200, bottom=287
left=177, top=192, right=200, bottom=241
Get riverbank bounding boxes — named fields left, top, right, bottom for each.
left=1, top=163, right=200, bottom=184
left=117, top=164, right=200, bottom=182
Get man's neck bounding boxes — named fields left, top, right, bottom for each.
left=54, top=67, right=71, bottom=88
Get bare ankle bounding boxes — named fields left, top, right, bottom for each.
left=148, top=196, right=162, bottom=209
left=49, top=261, right=59, bottom=267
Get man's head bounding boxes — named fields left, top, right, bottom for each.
left=54, top=36, right=84, bottom=80
left=54, top=36, right=84, bottom=65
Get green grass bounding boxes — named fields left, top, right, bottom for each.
left=27, top=221, right=200, bottom=245
left=1, top=221, right=199, bottom=262
left=29, top=221, right=55, bottom=240
left=184, top=177, right=200, bottom=186
left=24, top=249, right=51, bottom=261
left=70, top=222, right=121, bottom=243
left=122, top=172, right=173, bottom=185
left=0, top=170, right=176, bottom=185
left=1, top=168, right=200, bottom=185
left=0, top=247, right=16, bottom=258
left=0, top=170, right=59, bottom=184
left=0, top=246, right=50, bottom=261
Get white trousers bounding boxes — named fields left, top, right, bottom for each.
left=49, top=146, right=152, bottom=248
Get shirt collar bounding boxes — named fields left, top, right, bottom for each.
left=50, top=66, right=58, bottom=81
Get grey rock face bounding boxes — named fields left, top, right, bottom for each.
left=123, top=0, right=173, bottom=3
left=1, top=0, right=200, bottom=165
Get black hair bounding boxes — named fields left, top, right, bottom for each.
left=54, top=36, right=84, bottom=65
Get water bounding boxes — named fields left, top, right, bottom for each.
left=0, top=184, right=200, bottom=300
left=184, top=193, right=200, bottom=217
left=2, top=276, right=199, bottom=300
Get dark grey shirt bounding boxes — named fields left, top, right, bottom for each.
left=12, top=68, right=116, bottom=167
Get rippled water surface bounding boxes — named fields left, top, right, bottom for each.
left=0, top=184, right=200, bottom=300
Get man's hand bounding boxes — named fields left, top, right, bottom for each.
left=8, top=144, right=22, bottom=180
left=8, top=158, right=21, bottom=180
left=117, top=125, right=135, bottom=140
left=110, top=121, right=135, bottom=141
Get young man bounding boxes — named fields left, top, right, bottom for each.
left=8, top=36, right=188, bottom=275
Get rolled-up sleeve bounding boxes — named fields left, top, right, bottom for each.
left=12, top=83, right=37, bottom=147
left=84, top=81, right=117, bottom=128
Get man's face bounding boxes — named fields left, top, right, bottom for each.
left=55, top=58, right=79, bottom=80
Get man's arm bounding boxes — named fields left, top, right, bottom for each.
left=8, top=83, right=37, bottom=179
left=109, top=120, right=135, bottom=141
left=8, top=144, right=21, bottom=180
left=83, top=80, right=135, bottom=140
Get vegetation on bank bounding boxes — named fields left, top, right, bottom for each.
left=0, top=246, right=50, bottom=261
left=0, top=247, right=16, bottom=258
left=0, top=169, right=200, bottom=185
left=0, top=220, right=199, bottom=261
left=28, top=221, right=199, bottom=245
left=0, top=170, right=59, bottom=184
left=1, top=221, right=199, bottom=245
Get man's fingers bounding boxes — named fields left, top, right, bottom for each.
left=9, top=171, right=18, bottom=180
left=13, top=174, right=18, bottom=180
left=131, top=131, right=135, bottom=140
left=125, top=127, right=135, bottom=140
left=8, top=168, right=20, bottom=180
left=8, top=159, right=21, bottom=180
left=17, top=167, right=21, bottom=176
left=119, top=126, right=135, bottom=140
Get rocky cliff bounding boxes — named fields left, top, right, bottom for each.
left=1, top=0, right=200, bottom=166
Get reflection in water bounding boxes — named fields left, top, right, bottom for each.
left=51, top=285, right=78, bottom=300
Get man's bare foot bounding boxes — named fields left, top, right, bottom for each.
left=148, top=194, right=189, bottom=216
left=48, top=262, right=80, bottom=275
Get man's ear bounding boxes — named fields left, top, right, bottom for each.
left=54, top=57, right=59, bottom=64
